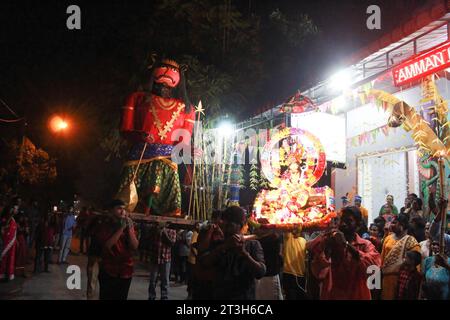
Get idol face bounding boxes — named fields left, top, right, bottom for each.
left=153, top=64, right=180, bottom=88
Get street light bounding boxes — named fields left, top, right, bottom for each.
left=328, top=68, right=352, bottom=93
left=217, top=120, right=234, bottom=137
left=48, top=114, right=71, bottom=210
left=49, top=115, right=69, bottom=133
left=57, top=120, right=68, bottom=130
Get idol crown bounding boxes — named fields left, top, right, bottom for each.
left=161, top=59, right=180, bottom=69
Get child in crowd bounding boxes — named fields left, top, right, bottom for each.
left=396, top=250, right=422, bottom=300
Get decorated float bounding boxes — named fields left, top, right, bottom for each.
left=249, top=127, right=337, bottom=231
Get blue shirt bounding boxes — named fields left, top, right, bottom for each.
left=63, top=214, right=76, bottom=236
left=423, top=256, right=450, bottom=300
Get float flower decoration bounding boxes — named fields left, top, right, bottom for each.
left=251, top=127, right=336, bottom=231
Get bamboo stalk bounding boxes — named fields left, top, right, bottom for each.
left=223, top=141, right=235, bottom=205
left=193, top=170, right=198, bottom=220
left=438, top=157, right=447, bottom=255
left=201, top=152, right=207, bottom=220
left=217, top=138, right=225, bottom=208
left=188, top=155, right=196, bottom=218
left=221, top=138, right=231, bottom=208
left=209, top=163, right=216, bottom=217
left=188, top=104, right=203, bottom=218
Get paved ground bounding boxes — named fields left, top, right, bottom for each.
left=0, top=251, right=188, bottom=300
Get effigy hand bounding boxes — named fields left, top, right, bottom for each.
left=142, top=132, right=155, bottom=144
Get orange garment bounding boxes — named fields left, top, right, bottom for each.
left=359, top=206, right=369, bottom=222
left=380, top=233, right=420, bottom=300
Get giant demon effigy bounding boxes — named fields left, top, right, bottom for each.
left=117, top=58, right=195, bottom=216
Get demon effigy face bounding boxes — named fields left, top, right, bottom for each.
left=153, top=59, right=181, bottom=88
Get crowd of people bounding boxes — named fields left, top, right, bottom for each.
left=0, top=192, right=449, bottom=301
left=140, top=193, right=449, bottom=300
left=0, top=195, right=94, bottom=280
left=81, top=193, right=450, bottom=301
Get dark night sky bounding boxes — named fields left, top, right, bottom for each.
left=0, top=0, right=429, bottom=199
left=0, top=0, right=428, bottom=123
left=0, top=1, right=429, bottom=113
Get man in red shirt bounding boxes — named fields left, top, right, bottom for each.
left=309, top=206, right=381, bottom=300
left=95, top=199, right=139, bottom=300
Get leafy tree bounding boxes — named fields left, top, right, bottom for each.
left=0, top=137, right=57, bottom=197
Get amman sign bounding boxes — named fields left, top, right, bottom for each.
left=393, top=41, right=450, bottom=86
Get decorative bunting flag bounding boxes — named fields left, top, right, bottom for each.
left=347, top=124, right=394, bottom=147
left=381, top=125, right=389, bottom=136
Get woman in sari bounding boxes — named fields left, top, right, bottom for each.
left=0, top=205, right=18, bottom=281
left=379, top=194, right=399, bottom=216
left=15, top=214, right=29, bottom=277
left=380, top=214, right=420, bottom=300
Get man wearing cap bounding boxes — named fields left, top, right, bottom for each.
left=94, top=199, right=139, bottom=300
left=198, top=206, right=266, bottom=300
left=337, top=195, right=349, bottom=218
left=354, top=195, right=369, bottom=227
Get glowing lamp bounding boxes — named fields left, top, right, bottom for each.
left=328, top=69, right=352, bottom=92
left=217, top=121, right=234, bottom=137
left=49, top=115, right=69, bottom=133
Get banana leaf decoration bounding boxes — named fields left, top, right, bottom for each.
left=368, top=89, right=448, bottom=158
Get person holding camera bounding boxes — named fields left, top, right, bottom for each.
left=198, top=206, right=266, bottom=300
left=95, top=199, right=139, bottom=300
left=309, top=206, right=381, bottom=300
left=192, top=210, right=224, bottom=300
